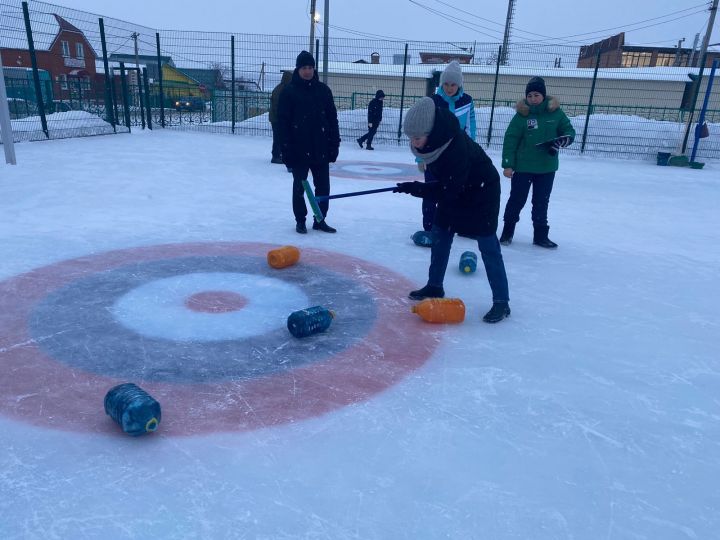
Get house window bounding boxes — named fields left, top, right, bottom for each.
left=61, top=40, right=70, bottom=57
left=76, top=42, right=84, bottom=58
left=57, top=74, right=68, bottom=90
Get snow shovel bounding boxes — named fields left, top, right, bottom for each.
left=302, top=180, right=398, bottom=223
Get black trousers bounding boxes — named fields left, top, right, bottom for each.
left=503, top=171, right=555, bottom=226
left=421, top=168, right=438, bottom=231
left=271, top=121, right=281, bottom=160
left=358, top=123, right=379, bottom=147
left=291, top=162, right=330, bottom=222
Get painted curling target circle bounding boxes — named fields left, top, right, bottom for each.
left=330, top=160, right=422, bottom=181
left=0, top=242, right=440, bottom=436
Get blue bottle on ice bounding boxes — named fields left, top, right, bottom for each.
left=104, top=383, right=162, bottom=436
left=459, top=251, right=477, bottom=274
left=287, top=306, right=335, bottom=338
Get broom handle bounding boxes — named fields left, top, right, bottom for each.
left=315, top=186, right=397, bottom=201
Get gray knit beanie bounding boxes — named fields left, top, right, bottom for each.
left=403, top=97, right=436, bottom=138
left=439, top=60, right=463, bottom=87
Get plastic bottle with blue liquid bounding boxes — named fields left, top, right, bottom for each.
left=459, top=251, right=477, bottom=274
left=104, top=383, right=161, bottom=436
left=287, top=306, right=335, bottom=338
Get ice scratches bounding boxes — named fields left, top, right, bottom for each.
left=642, top=515, right=698, bottom=539
left=0, top=329, right=71, bottom=353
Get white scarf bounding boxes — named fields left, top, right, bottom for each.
left=410, top=138, right=453, bottom=166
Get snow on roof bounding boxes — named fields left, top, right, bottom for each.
left=297, top=62, right=703, bottom=83
left=0, top=7, right=60, bottom=50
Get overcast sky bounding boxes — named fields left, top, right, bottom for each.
left=41, top=0, right=719, bottom=49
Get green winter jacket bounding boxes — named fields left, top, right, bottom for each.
left=501, top=96, right=575, bottom=174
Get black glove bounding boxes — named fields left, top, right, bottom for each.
left=393, top=181, right=425, bottom=198
left=551, top=135, right=572, bottom=150
left=328, top=147, right=339, bottom=163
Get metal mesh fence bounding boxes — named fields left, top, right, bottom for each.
left=2, top=0, right=719, bottom=160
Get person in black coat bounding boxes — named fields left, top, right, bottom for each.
left=277, top=50, right=341, bottom=234
left=395, top=97, right=511, bottom=323
left=269, top=70, right=292, bottom=165
left=356, top=89, right=384, bottom=150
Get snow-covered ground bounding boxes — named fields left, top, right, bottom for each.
left=1, top=131, right=719, bottom=539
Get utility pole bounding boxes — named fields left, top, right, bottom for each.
left=309, top=0, right=317, bottom=52
left=500, top=0, right=516, bottom=65
left=0, top=52, right=17, bottom=164
left=673, top=37, right=685, bottom=66
left=697, top=0, right=718, bottom=69
left=131, top=32, right=140, bottom=87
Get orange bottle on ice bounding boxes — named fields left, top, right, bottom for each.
left=411, top=298, right=465, bottom=323
left=267, top=245, right=300, bottom=269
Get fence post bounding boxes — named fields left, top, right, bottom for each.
left=21, top=1, right=48, bottom=138
left=231, top=35, right=236, bottom=133
left=156, top=33, right=165, bottom=128
left=690, top=58, right=718, bottom=162
left=397, top=43, right=409, bottom=144
left=681, top=51, right=709, bottom=154
left=136, top=67, right=146, bottom=129
left=486, top=45, right=502, bottom=147
left=142, top=67, right=152, bottom=129
left=119, top=62, right=131, bottom=131
left=581, top=49, right=601, bottom=153
left=98, top=18, right=116, bottom=132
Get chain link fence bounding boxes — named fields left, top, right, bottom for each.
left=2, top=0, right=719, bottom=160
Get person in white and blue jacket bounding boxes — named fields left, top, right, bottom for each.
left=415, top=61, right=478, bottom=242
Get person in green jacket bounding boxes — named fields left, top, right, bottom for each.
left=499, top=77, right=575, bottom=249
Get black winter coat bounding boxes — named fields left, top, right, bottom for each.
left=367, top=97, right=383, bottom=125
left=277, top=69, right=340, bottom=167
left=421, top=108, right=501, bottom=237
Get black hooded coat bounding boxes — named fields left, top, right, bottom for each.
left=420, top=108, right=501, bottom=237
left=277, top=69, right=340, bottom=167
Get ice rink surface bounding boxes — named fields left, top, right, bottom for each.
left=1, top=130, right=719, bottom=539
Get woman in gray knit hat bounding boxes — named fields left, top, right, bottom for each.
left=414, top=61, right=478, bottom=246
left=395, top=97, right=511, bottom=323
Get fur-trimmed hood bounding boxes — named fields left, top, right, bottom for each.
left=515, top=96, right=560, bottom=116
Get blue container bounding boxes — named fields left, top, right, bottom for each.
left=104, top=383, right=161, bottom=436
left=459, top=251, right=477, bottom=273
left=287, top=306, right=335, bottom=338
left=412, top=230, right=433, bottom=247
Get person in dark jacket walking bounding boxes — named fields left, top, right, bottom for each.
left=356, top=89, right=385, bottom=150
left=395, top=97, right=511, bottom=323
left=500, top=76, right=575, bottom=249
left=278, top=51, right=341, bottom=234
left=269, top=70, right=292, bottom=165
left=414, top=61, right=478, bottom=245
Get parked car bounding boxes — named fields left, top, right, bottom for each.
left=6, top=98, right=38, bottom=118
left=174, top=96, right=205, bottom=112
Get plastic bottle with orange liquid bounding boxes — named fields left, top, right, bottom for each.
left=411, top=298, right=465, bottom=323
left=267, top=245, right=300, bottom=269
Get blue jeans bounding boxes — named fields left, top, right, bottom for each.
left=428, top=226, right=510, bottom=303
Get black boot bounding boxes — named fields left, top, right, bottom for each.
left=366, top=145, right=374, bottom=150
left=533, top=224, right=558, bottom=249
left=409, top=284, right=445, bottom=301
left=313, top=220, right=337, bottom=233
left=356, top=138, right=364, bottom=148
left=296, top=220, right=307, bottom=234
left=482, top=302, right=511, bottom=323
left=499, top=222, right=515, bottom=246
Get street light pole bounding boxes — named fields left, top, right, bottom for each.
left=322, top=0, right=329, bottom=84
left=309, top=0, right=317, bottom=52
